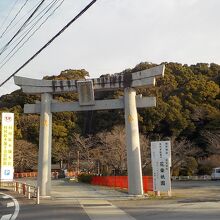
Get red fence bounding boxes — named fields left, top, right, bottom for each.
left=91, top=176, right=153, bottom=192
left=14, top=171, right=77, bottom=178
left=14, top=172, right=38, bottom=178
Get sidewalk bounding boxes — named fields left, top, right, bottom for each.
left=18, top=178, right=220, bottom=203
left=24, top=178, right=145, bottom=201
left=51, top=179, right=137, bottom=200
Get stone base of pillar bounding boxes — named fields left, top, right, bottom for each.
left=39, top=196, right=52, bottom=199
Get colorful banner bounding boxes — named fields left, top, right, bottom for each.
left=0, top=112, right=14, bottom=181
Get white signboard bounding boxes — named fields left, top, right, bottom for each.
left=0, top=113, right=14, bottom=181
left=151, top=141, right=171, bottom=192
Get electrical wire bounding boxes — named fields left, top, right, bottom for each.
left=0, top=0, right=46, bottom=56
left=1, top=0, right=60, bottom=54
left=0, top=0, right=58, bottom=57
left=1, top=1, right=44, bottom=39
left=0, top=0, right=98, bottom=87
left=0, top=0, right=64, bottom=70
left=0, top=0, right=60, bottom=61
left=0, top=0, right=29, bottom=39
left=0, top=0, right=19, bottom=33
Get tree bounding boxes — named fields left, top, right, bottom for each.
left=14, top=140, right=38, bottom=172
left=0, top=63, right=219, bottom=173
left=70, top=133, right=98, bottom=172
left=19, top=114, right=40, bottom=143
left=170, top=137, right=198, bottom=176
left=140, top=134, right=151, bottom=174
left=179, top=157, right=198, bottom=176
left=43, top=69, right=89, bottom=80
left=96, top=126, right=127, bottom=175
left=201, top=130, right=220, bottom=154
left=95, top=125, right=150, bottom=175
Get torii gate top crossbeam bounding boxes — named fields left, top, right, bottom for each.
left=14, top=65, right=165, bottom=94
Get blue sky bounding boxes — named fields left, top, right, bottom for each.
left=0, top=0, right=220, bottom=96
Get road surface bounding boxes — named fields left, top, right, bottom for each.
left=1, top=180, right=220, bottom=220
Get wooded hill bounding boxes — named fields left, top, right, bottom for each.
left=0, top=62, right=219, bottom=175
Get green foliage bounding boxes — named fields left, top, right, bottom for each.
left=19, top=115, right=40, bottom=144
left=77, top=173, right=94, bottom=183
left=179, top=157, right=198, bottom=176
left=43, top=69, right=89, bottom=80
left=197, top=163, right=213, bottom=175
left=0, top=64, right=219, bottom=172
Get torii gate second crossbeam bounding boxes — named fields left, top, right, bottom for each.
left=14, top=64, right=165, bottom=197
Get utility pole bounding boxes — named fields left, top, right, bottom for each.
left=77, top=151, right=80, bottom=175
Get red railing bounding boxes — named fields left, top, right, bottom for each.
left=14, top=172, right=38, bottom=178
left=14, top=171, right=77, bottom=178
left=91, top=176, right=153, bottom=192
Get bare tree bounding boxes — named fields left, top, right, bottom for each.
left=201, top=130, right=220, bottom=154
left=96, top=125, right=127, bottom=175
left=52, top=139, right=70, bottom=169
left=72, top=133, right=98, bottom=172
left=170, top=137, right=198, bottom=175
left=14, top=140, right=38, bottom=172
left=140, top=134, right=150, bottom=170
left=96, top=126, right=150, bottom=175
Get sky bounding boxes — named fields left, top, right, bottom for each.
left=0, top=0, right=219, bottom=96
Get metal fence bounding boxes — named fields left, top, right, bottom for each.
left=172, top=175, right=211, bottom=180
left=0, top=181, right=40, bottom=204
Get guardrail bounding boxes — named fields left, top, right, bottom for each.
left=172, top=175, right=211, bottom=180
left=0, top=181, right=40, bottom=204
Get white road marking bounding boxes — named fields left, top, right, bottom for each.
left=1, top=214, right=12, bottom=220
left=7, top=202, right=15, bottom=207
left=80, top=200, right=136, bottom=220
left=0, top=192, right=19, bottom=220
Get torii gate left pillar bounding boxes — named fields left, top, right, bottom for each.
left=14, top=64, right=165, bottom=197
left=38, top=93, right=52, bottom=196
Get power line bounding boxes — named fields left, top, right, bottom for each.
left=0, top=0, right=46, bottom=56
left=0, top=0, right=57, bottom=56
left=0, top=0, right=98, bottom=87
left=2, top=0, right=59, bottom=50
left=0, top=0, right=19, bottom=33
left=1, top=1, right=44, bottom=39
left=0, top=0, right=60, bottom=60
left=0, top=0, right=65, bottom=71
left=0, top=0, right=29, bottom=39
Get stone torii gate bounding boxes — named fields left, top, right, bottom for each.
left=14, top=64, right=165, bottom=197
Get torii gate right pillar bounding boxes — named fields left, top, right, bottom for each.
left=124, top=88, right=143, bottom=196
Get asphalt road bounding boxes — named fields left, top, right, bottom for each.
left=0, top=190, right=19, bottom=220
left=1, top=180, right=220, bottom=220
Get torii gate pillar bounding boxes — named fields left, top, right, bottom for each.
left=38, top=93, right=52, bottom=197
left=124, top=88, right=143, bottom=195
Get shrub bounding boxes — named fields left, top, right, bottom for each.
left=197, top=163, right=213, bottom=175
left=77, top=173, right=93, bottom=183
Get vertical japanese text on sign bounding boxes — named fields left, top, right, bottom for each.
left=0, top=113, right=14, bottom=181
